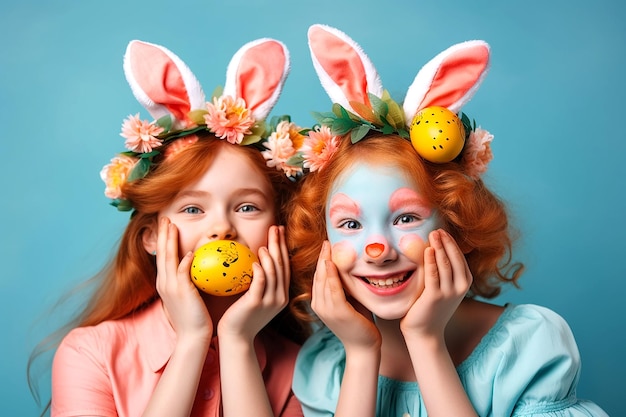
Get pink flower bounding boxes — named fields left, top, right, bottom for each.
left=163, top=135, right=199, bottom=158
left=120, top=114, right=164, bottom=153
left=100, top=154, right=138, bottom=199
left=262, top=121, right=303, bottom=177
left=462, top=127, right=494, bottom=179
left=301, top=125, right=340, bottom=172
left=204, top=95, right=255, bottom=144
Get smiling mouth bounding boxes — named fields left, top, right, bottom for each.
left=359, top=271, right=412, bottom=289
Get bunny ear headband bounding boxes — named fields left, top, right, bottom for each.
left=101, top=38, right=303, bottom=211
left=297, top=23, right=494, bottom=178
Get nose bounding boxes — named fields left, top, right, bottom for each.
left=363, top=236, right=397, bottom=264
left=207, top=212, right=237, bottom=241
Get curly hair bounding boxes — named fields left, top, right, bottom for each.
left=286, top=134, right=523, bottom=324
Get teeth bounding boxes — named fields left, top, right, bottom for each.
left=363, top=274, right=407, bottom=288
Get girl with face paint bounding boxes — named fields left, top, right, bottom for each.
left=285, top=24, right=608, bottom=417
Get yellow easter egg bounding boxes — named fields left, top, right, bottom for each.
left=191, top=240, right=258, bottom=296
left=409, top=106, right=465, bottom=163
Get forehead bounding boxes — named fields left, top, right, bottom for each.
left=329, top=161, right=416, bottom=199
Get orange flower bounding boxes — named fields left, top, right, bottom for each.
left=462, top=127, right=494, bottom=179
left=120, top=114, right=164, bottom=153
left=204, top=95, right=255, bottom=144
left=262, top=121, right=303, bottom=177
left=163, top=135, right=199, bottom=158
left=301, top=125, right=340, bottom=172
left=100, top=154, right=138, bottom=199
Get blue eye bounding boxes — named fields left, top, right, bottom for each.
left=183, top=206, right=202, bottom=214
left=393, top=214, right=420, bottom=225
left=339, top=220, right=361, bottom=230
left=237, top=204, right=259, bottom=213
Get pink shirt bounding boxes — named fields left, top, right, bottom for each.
left=51, top=300, right=303, bottom=417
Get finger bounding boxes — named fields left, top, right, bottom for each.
left=423, top=246, right=440, bottom=291
left=431, top=230, right=454, bottom=293
left=277, top=226, right=290, bottom=293
left=247, top=262, right=267, bottom=300
left=165, top=222, right=181, bottom=288
left=311, top=242, right=330, bottom=312
left=257, top=246, right=277, bottom=297
left=324, top=260, right=346, bottom=305
left=439, top=230, right=473, bottom=292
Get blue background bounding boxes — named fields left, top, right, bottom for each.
left=2, top=0, right=623, bottom=415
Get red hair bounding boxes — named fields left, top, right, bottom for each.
left=287, top=134, right=523, bottom=324
left=29, top=135, right=306, bottom=413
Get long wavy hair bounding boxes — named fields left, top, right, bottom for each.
left=28, top=134, right=308, bottom=414
left=286, top=134, right=523, bottom=324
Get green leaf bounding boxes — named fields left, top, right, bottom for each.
left=139, top=150, right=159, bottom=159
left=332, top=103, right=345, bottom=118
left=188, top=109, right=208, bottom=125
left=397, top=128, right=410, bottom=139
left=381, top=124, right=394, bottom=135
left=368, top=94, right=389, bottom=118
left=311, top=111, right=337, bottom=124
left=155, top=115, right=173, bottom=132
left=128, top=158, right=151, bottom=181
left=211, top=85, right=224, bottom=100
left=385, top=99, right=406, bottom=129
left=351, top=124, right=371, bottom=143
left=287, top=152, right=305, bottom=166
left=112, top=199, right=133, bottom=212
left=331, top=118, right=359, bottom=135
left=241, top=134, right=262, bottom=145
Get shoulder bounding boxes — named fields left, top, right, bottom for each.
left=53, top=301, right=162, bottom=369
left=461, top=304, right=603, bottom=415
left=292, top=327, right=344, bottom=413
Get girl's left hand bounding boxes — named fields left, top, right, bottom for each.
left=400, top=229, right=472, bottom=339
left=217, top=225, right=290, bottom=343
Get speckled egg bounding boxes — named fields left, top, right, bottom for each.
left=191, top=240, right=257, bottom=296
left=409, top=106, right=466, bottom=163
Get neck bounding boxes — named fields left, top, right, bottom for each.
left=202, top=293, right=242, bottom=337
left=375, top=317, right=416, bottom=382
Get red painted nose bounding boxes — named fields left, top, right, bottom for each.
left=365, top=243, right=385, bottom=258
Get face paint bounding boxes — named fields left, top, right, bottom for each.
left=325, top=163, right=439, bottom=266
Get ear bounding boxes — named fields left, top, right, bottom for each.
left=123, top=40, right=206, bottom=129
left=141, top=224, right=158, bottom=255
left=307, top=24, right=383, bottom=114
left=403, top=40, right=490, bottom=122
left=222, top=38, right=290, bottom=121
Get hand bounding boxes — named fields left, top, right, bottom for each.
left=156, top=217, right=213, bottom=343
left=311, top=241, right=382, bottom=352
left=217, top=225, right=290, bottom=343
left=400, top=229, right=472, bottom=339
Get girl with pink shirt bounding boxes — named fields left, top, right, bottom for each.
left=30, top=38, right=308, bottom=417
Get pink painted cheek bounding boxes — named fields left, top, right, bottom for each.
left=331, top=241, right=358, bottom=270
left=399, top=234, right=426, bottom=263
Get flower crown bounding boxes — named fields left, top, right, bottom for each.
left=100, top=39, right=304, bottom=211
left=275, top=24, right=495, bottom=178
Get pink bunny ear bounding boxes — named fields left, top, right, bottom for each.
left=307, top=24, right=383, bottom=114
left=223, top=38, right=290, bottom=121
left=403, top=40, right=490, bottom=122
left=123, top=40, right=206, bottom=129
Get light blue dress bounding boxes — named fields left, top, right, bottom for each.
left=292, top=304, right=609, bottom=416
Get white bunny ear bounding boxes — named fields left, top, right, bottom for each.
left=307, top=24, right=383, bottom=113
left=223, top=38, right=290, bottom=121
left=123, top=40, right=206, bottom=128
left=403, top=40, right=490, bottom=122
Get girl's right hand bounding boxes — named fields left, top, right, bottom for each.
left=156, top=217, right=213, bottom=343
left=311, top=241, right=381, bottom=352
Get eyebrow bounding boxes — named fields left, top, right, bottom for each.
left=389, top=188, right=432, bottom=216
left=176, top=188, right=271, bottom=200
left=328, top=193, right=361, bottom=218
